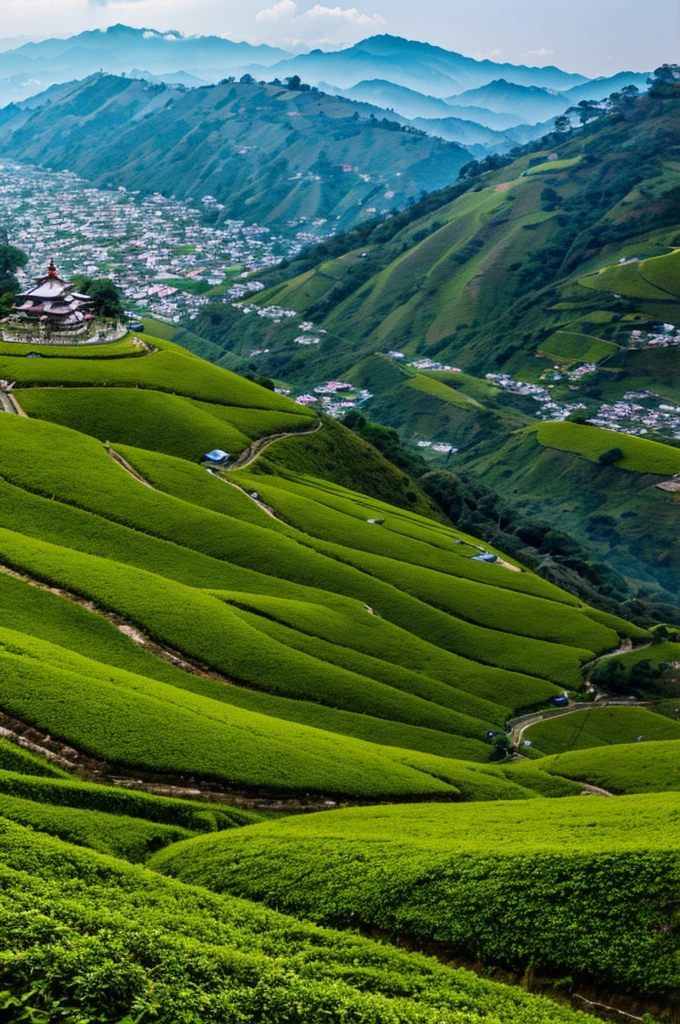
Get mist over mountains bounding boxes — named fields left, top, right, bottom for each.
left=0, top=25, right=649, bottom=122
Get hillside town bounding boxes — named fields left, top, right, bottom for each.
left=0, top=161, right=327, bottom=323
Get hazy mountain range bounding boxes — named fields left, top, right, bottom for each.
left=0, top=26, right=653, bottom=228
left=0, top=25, right=650, bottom=124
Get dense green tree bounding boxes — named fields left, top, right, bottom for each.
left=73, top=276, right=124, bottom=319
left=0, top=242, right=27, bottom=294
left=0, top=242, right=28, bottom=317
left=598, top=447, right=624, bottom=466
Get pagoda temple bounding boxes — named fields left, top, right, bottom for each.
left=14, top=262, right=94, bottom=330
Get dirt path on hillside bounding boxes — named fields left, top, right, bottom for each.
left=508, top=697, right=650, bottom=749
left=207, top=469, right=279, bottom=518
left=106, top=447, right=155, bottom=487
left=0, top=561, right=386, bottom=810
left=226, top=418, right=322, bottom=470
left=582, top=638, right=652, bottom=672
left=0, top=392, right=25, bottom=415
left=0, top=562, right=236, bottom=684
left=0, top=709, right=348, bottom=813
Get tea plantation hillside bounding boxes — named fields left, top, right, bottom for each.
left=522, top=704, right=680, bottom=753
left=151, top=793, right=680, bottom=998
left=522, top=739, right=680, bottom=794
left=186, top=82, right=680, bottom=387
left=0, top=819, right=605, bottom=1024
left=0, top=323, right=676, bottom=1021
left=178, top=78, right=680, bottom=620
left=0, top=327, right=639, bottom=801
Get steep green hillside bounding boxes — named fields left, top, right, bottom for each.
left=524, top=739, right=680, bottom=794
left=187, top=83, right=680, bottom=382
left=0, top=768, right=254, bottom=861
left=468, top=427, right=680, bottom=615
left=177, top=82, right=680, bottom=620
left=0, top=309, right=674, bottom=1021
left=151, top=793, right=680, bottom=997
left=0, top=328, right=634, bottom=802
left=535, top=421, right=680, bottom=474
left=0, top=73, right=470, bottom=232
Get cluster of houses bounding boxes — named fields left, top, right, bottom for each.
left=295, top=380, right=372, bottom=418
left=486, top=373, right=587, bottom=422
left=567, top=362, right=598, bottom=380
left=416, top=440, right=458, bottom=454
left=629, top=325, right=678, bottom=349
left=0, top=162, right=327, bottom=325
left=589, top=395, right=680, bottom=439
left=408, top=358, right=462, bottom=373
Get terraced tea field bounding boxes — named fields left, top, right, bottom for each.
left=523, top=704, right=680, bottom=753
left=0, top=328, right=633, bottom=800
left=0, top=819, right=603, bottom=1024
left=0, top=322, right=670, bottom=1022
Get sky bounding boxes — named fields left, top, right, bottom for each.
left=0, top=0, right=676, bottom=76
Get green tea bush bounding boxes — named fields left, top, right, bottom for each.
left=0, top=819, right=601, bottom=1024
left=536, top=739, right=680, bottom=793
left=0, top=792, right=193, bottom=861
left=0, top=769, right=255, bottom=831
left=152, top=794, right=680, bottom=997
left=4, top=337, right=308, bottom=411
left=0, top=738, right=67, bottom=778
left=191, top=399, right=315, bottom=438
left=0, top=629, right=459, bottom=798
left=235, top=470, right=583, bottom=603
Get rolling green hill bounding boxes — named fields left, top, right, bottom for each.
left=0, top=819, right=604, bottom=1024
left=187, top=84, right=680, bottom=384
left=0, top=315, right=676, bottom=1020
left=0, top=73, right=471, bottom=233
left=522, top=738, right=680, bottom=794
left=0, top=327, right=634, bottom=804
left=523, top=704, right=680, bottom=754
left=151, top=793, right=680, bottom=997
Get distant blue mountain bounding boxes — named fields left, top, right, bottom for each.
left=445, top=79, right=571, bottom=123
left=0, top=25, right=291, bottom=104
left=563, top=71, right=651, bottom=103
left=246, top=35, right=590, bottom=98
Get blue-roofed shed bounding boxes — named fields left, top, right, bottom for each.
left=204, top=449, right=229, bottom=464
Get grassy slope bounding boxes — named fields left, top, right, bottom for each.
left=581, top=248, right=680, bottom=299
left=0, top=329, right=639, bottom=800
left=19, top=387, right=254, bottom=461
left=151, top=793, right=680, bottom=997
left=468, top=428, right=680, bottom=604
left=178, top=91, right=680, bottom=622
left=524, top=705, right=680, bottom=754
left=529, top=739, right=680, bottom=793
left=535, top=421, right=680, bottom=475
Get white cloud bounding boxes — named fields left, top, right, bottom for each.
left=255, top=1, right=385, bottom=45
left=520, top=47, right=555, bottom=61
left=256, top=0, right=297, bottom=21
left=471, top=48, right=502, bottom=61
